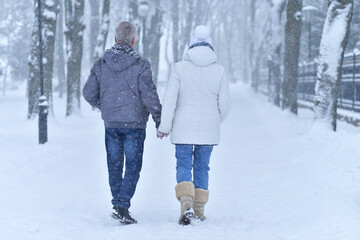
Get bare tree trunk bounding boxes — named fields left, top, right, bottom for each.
left=268, top=0, right=286, bottom=106
left=93, top=0, right=110, bottom=60
left=171, top=0, right=180, bottom=62
left=128, top=0, right=141, bottom=51
left=240, top=0, right=250, bottom=83
left=225, top=18, right=235, bottom=82
left=164, top=22, right=172, bottom=79
left=170, top=0, right=197, bottom=63
left=193, top=0, right=206, bottom=25
left=2, top=65, right=8, bottom=96
left=55, top=0, right=66, bottom=98
left=65, top=0, right=85, bottom=116
left=178, top=0, right=195, bottom=59
left=269, top=45, right=282, bottom=106
left=148, top=0, right=163, bottom=85
left=249, top=0, right=257, bottom=90
left=89, top=0, right=100, bottom=61
left=282, top=0, right=302, bottom=114
left=28, top=7, right=40, bottom=119
left=129, top=0, right=163, bottom=84
left=43, top=0, right=59, bottom=114
left=314, top=0, right=353, bottom=131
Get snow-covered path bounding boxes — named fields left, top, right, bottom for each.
left=1, top=84, right=360, bottom=240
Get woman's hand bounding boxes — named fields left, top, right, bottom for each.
left=156, top=129, right=169, bottom=139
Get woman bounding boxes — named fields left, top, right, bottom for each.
left=158, top=25, right=231, bottom=225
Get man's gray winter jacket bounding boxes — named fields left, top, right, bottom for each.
left=83, top=43, right=162, bottom=129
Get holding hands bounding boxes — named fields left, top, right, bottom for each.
left=156, top=129, right=168, bottom=139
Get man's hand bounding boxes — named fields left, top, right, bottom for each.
left=156, top=129, right=168, bottom=139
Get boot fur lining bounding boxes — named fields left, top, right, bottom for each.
left=175, top=181, right=195, bottom=201
left=194, top=188, right=209, bottom=203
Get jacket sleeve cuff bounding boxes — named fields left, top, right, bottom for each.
left=155, top=121, right=161, bottom=129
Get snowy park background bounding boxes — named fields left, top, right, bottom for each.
left=1, top=0, right=360, bottom=240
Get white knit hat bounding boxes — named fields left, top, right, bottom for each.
left=189, top=25, right=213, bottom=46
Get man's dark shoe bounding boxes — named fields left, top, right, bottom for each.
left=111, top=206, right=137, bottom=224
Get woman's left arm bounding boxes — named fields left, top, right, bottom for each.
left=158, top=64, right=181, bottom=134
left=218, top=69, right=232, bottom=123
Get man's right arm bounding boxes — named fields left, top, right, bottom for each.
left=83, top=67, right=100, bottom=109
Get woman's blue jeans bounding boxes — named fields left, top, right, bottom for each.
left=175, top=144, right=213, bottom=190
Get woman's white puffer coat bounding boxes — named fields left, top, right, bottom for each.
left=158, top=46, right=231, bottom=145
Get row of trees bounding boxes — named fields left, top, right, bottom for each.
left=0, top=0, right=359, bottom=131
left=0, top=1, right=33, bottom=96
left=27, top=0, right=110, bottom=118
left=27, top=0, right=165, bottom=118
left=25, top=0, right=228, bottom=118
left=247, top=0, right=356, bottom=131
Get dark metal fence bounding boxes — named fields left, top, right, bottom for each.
left=260, top=51, right=360, bottom=112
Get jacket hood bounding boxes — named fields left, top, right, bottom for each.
left=103, top=44, right=140, bottom=72
left=183, top=46, right=217, bottom=67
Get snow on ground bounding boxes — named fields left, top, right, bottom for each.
left=1, top=83, right=360, bottom=240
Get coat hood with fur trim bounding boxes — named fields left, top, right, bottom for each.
left=183, top=46, right=217, bottom=67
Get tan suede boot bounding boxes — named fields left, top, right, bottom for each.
left=175, top=182, right=195, bottom=225
left=193, top=188, right=209, bottom=221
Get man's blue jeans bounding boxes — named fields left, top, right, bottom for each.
left=105, top=128, right=146, bottom=209
left=175, top=144, right=213, bottom=190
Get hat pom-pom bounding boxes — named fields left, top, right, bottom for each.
left=194, top=25, right=210, bottom=40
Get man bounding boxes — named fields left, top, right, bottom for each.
left=83, top=22, right=161, bottom=224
